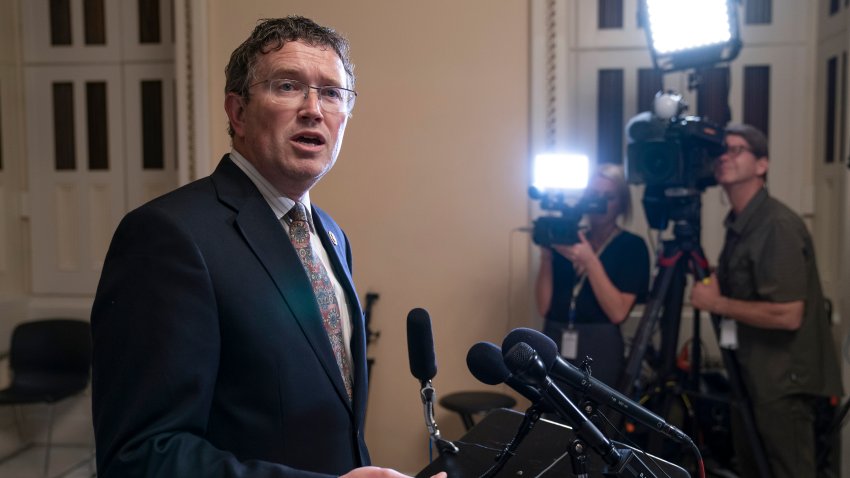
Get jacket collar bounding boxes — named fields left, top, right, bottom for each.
left=724, top=187, right=769, bottom=236
left=210, top=156, right=359, bottom=411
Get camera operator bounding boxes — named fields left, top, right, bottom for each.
left=690, top=124, right=843, bottom=478
left=535, top=164, right=650, bottom=386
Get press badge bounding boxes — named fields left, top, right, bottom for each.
left=719, top=318, right=738, bottom=349
left=561, top=326, right=579, bottom=360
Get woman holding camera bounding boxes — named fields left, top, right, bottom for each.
left=535, top=163, right=650, bottom=387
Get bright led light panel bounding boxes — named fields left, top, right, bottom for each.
left=532, top=153, right=590, bottom=192
left=646, top=0, right=732, bottom=54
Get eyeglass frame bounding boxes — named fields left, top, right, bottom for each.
left=248, top=78, right=358, bottom=113
left=722, top=144, right=752, bottom=157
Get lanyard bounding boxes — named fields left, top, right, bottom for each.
left=568, top=228, right=621, bottom=327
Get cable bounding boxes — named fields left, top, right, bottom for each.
left=688, top=438, right=706, bottom=478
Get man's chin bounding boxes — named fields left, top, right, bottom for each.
left=292, top=161, right=334, bottom=180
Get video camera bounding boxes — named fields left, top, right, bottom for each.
left=528, top=153, right=607, bottom=246
left=625, top=91, right=725, bottom=229
left=529, top=189, right=607, bottom=246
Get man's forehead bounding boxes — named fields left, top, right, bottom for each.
left=724, top=134, right=748, bottom=145
left=257, top=41, right=344, bottom=76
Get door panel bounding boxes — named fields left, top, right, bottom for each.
left=23, top=0, right=177, bottom=295
left=123, top=63, right=177, bottom=210
left=26, top=65, right=125, bottom=294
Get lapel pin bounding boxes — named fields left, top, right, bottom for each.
left=328, top=231, right=338, bottom=246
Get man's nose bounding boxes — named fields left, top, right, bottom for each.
left=299, top=89, right=324, bottom=118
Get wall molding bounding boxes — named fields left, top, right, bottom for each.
left=175, top=0, right=211, bottom=185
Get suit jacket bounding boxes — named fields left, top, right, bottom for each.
left=91, top=156, right=371, bottom=478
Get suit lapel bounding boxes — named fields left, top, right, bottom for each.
left=313, top=207, right=369, bottom=415
left=211, top=157, right=353, bottom=409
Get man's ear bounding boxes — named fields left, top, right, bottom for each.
left=755, top=156, right=769, bottom=177
left=224, top=93, right=247, bottom=137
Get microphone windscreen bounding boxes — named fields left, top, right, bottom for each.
left=502, top=328, right=558, bottom=369
left=466, top=342, right=510, bottom=385
left=407, top=308, right=437, bottom=381
left=503, top=342, right=537, bottom=374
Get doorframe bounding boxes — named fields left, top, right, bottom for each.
left=175, top=0, right=211, bottom=185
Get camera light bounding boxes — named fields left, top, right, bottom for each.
left=646, top=0, right=731, bottom=54
left=642, top=0, right=741, bottom=72
left=532, top=153, right=589, bottom=192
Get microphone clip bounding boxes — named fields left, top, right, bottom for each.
left=419, top=380, right=459, bottom=455
left=480, top=403, right=543, bottom=478
left=577, top=356, right=595, bottom=393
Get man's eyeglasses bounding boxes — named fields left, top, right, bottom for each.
left=250, top=78, right=357, bottom=114
left=722, top=144, right=751, bottom=157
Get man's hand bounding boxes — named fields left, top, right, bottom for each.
left=341, top=466, right=447, bottom=478
left=690, top=273, right=723, bottom=314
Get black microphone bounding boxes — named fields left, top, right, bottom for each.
left=466, top=342, right=548, bottom=478
left=504, top=342, right=624, bottom=468
left=502, top=328, right=691, bottom=445
left=466, top=341, right=552, bottom=411
left=407, top=307, right=437, bottom=382
left=505, top=343, right=663, bottom=478
left=406, top=308, right=458, bottom=455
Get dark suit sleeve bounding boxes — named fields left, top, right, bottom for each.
left=91, top=206, right=334, bottom=478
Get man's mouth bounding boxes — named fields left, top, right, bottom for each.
left=293, top=134, right=325, bottom=146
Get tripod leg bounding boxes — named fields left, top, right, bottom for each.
left=657, top=258, right=687, bottom=379
left=617, top=257, right=680, bottom=396
left=627, top=254, right=690, bottom=459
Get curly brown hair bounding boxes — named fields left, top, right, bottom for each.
left=224, top=16, right=355, bottom=136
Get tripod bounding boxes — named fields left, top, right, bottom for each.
left=615, top=194, right=772, bottom=478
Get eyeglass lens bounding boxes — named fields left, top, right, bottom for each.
left=266, top=79, right=354, bottom=113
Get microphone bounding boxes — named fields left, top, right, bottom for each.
left=502, top=328, right=691, bottom=445
left=505, top=343, right=663, bottom=478
left=503, top=342, right=624, bottom=467
left=407, top=307, right=438, bottom=382
left=466, top=341, right=552, bottom=411
left=466, top=342, right=547, bottom=478
left=406, top=308, right=458, bottom=455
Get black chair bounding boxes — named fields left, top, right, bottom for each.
left=0, top=319, right=92, bottom=477
left=439, top=391, right=517, bottom=431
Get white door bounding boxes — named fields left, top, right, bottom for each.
left=23, top=0, right=176, bottom=295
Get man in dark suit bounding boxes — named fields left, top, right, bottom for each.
left=91, top=16, right=428, bottom=478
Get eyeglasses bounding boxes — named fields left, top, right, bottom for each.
left=723, top=144, right=751, bottom=157
left=249, top=78, right=357, bottom=114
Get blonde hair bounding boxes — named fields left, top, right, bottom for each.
left=594, top=163, right=632, bottom=223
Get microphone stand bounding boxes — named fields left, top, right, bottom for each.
left=536, top=377, right=660, bottom=478
left=480, top=404, right=543, bottom=478
left=506, top=343, right=663, bottom=478
left=568, top=438, right=590, bottom=478
left=419, top=380, right=459, bottom=455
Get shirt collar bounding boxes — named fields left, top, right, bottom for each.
left=724, top=187, right=768, bottom=235
left=229, top=149, right=315, bottom=230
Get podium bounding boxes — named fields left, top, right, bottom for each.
left=416, top=408, right=689, bottom=478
